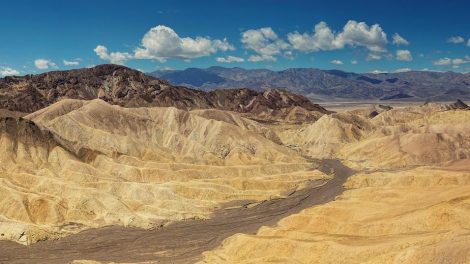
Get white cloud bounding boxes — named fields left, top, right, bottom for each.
left=371, top=70, right=388, bottom=74
left=247, top=20, right=391, bottom=61
left=394, top=67, right=411, bottom=73
left=63, top=59, right=80, bottom=66
left=467, top=39, right=470, bottom=47
left=216, top=55, right=244, bottom=63
left=392, top=33, right=409, bottom=45
left=287, top=20, right=388, bottom=54
left=433, top=57, right=451, bottom=65
left=366, top=53, right=382, bottom=61
left=351, top=60, right=358, bottom=64
left=34, top=59, right=57, bottom=69
left=134, top=25, right=234, bottom=61
left=452, top=57, right=470, bottom=65
left=396, top=49, right=412, bottom=61
left=247, top=55, right=273, bottom=62
left=284, top=50, right=294, bottom=60
left=94, top=45, right=132, bottom=65
left=0, top=67, right=20, bottom=76
left=241, top=27, right=289, bottom=62
left=330, top=59, right=343, bottom=65
left=338, top=21, right=388, bottom=52
left=433, top=56, right=470, bottom=66
left=95, top=25, right=234, bottom=64
left=447, top=36, right=465, bottom=44
left=156, top=66, right=174, bottom=71
left=287, top=22, right=341, bottom=52
left=453, top=58, right=465, bottom=65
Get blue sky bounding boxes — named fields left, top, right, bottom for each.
left=1, top=0, right=470, bottom=76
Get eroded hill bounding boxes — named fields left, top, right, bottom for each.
left=1, top=66, right=470, bottom=264
left=0, top=99, right=326, bottom=245
left=199, top=102, right=470, bottom=264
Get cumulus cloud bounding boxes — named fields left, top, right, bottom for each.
left=351, top=60, right=358, bottom=64
left=447, top=36, right=465, bottom=44
left=94, top=25, right=234, bottom=64
left=134, top=25, right=234, bottom=61
left=392, top=33, right=409, bottom=45
left=34, top=59, right=57, bottom=69
left=330, top=59, right=343, bottom=65
left=337, top=21, right=388, bottom=52
left=467, top=39, right=470, bottom=47
left=242, top=20, right=390, bottom=61
left=396, top=49, right=412, bottom=61
left=287, top=20, right=388, bottom=53
left=287, top=22, right=341, bottom=52
left=94, top=45, right=132, bottom=65
left=216, top=55, right=244, bottom=63
left=394, top=67, right=411, bottom=73
left=241, top=27, right=290, bottom=62
left=63, top=59, right=80, bottom=66
left=0, top=67, right=20, bottom=76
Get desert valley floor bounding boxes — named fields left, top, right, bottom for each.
left=0, top=65, right=470, bottom=264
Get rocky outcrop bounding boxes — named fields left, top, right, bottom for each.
left=0, top=65, right=328, bottom=121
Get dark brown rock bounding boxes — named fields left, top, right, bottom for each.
left=0, top=64, right=329, bottom=117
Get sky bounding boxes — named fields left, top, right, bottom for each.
left=1, top=0, right=470, bottom=76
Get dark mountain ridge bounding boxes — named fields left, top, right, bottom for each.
left=0, top=64, right=328, bottom=117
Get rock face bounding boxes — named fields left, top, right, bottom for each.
left=449, top=99, right=470, bottom=110
left=0, top=65, right=328, bottom=121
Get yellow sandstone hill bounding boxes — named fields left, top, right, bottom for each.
left=199, top=166, right=470, bottom=264
left=277, top=103, right=470, bottom=168
left=199, top=103, right=470, bottom=264
left=0, top=99, right=326, bottom=245
left=2, top=96, right=470, bottom=264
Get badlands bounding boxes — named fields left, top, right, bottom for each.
left=0, top=65, right=469, bottom=264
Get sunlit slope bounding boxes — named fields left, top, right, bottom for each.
left=0, top=99, right=325, bottom=245
left=199, top=165, right=470, bottom=264
left=199, top=104, right=470, bottom=264
left=278, top=103, right=470, bottom=168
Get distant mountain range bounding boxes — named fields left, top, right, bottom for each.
left=149, top=67, right=470, bottom=101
